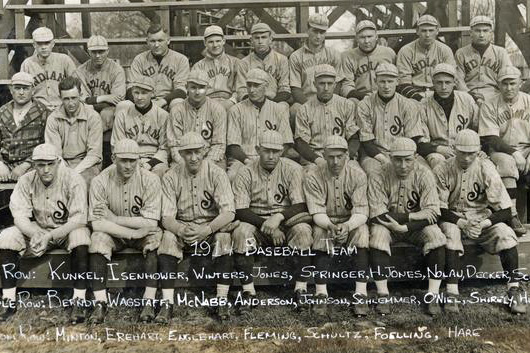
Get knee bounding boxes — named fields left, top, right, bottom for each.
left=490, top=153, right=518, bottom=179
left=288, top=223, right=313, bottom=250
left=0, top=226, right=25, bottom=251
left=232, top=223, right=256, bottom=253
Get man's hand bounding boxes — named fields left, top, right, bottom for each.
left=143, top=229, right=162, bottom=255
left=457, top=218, right=482, bottom=239
left=513, top=151, right=526, bottom=172
left=271, top=229, right=286, bottom=246
left=183, top=224, right=212, bottom=244
left=0, top=162, right=11, bottom=182
left=436, top=146, right=455, bottom=159
left=141, top=162, right=152, bottom=171
left=326, top=223, right=341, bottom=238
left=378, top=215, right=408, bottom=233
left=130, top=226, right=159, bottom=240
left=10, top=162, right=31, bottom=181
left=219, top=220, right=240, bottom=233
left=469, top=90, right=485, bottom=105
left=409, top=209, right=438, bottom=224
left=334, top=223, right=350, bottom=243
left=30, top=230, right=52, bottom=256
left=261, top=213, right=284, bottom=236
left=98, top=95, right=122, bottom=106
left=315, top=157, right=327, bottom=169
left=374, top=153, right=391, bottom=165
left=92, top=204, right=118, bottom=222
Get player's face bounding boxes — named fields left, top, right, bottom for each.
left=433, top=74, right=455, bottom=98
left=89, top=49, right=109, bottom=67
left=314, top=76, right=336, bottom=101
left=308, top=27, right=326, bottom=48
left=147, top=30, right=170, bottom=57
left=416, top=25, right=439, bottom=47
left=180, top=147, right=205, bottom=174
left=60, top=87, right=81, bottom=115
left=9, top=84, right=33, bottom=105
left=391, top=154, right=416, bottom=178
left=251, top=32, right=273, bottom=55
left=471, top=24, right=492, bottom=46
left=455, top=149, right=478, bottom=170
left=324, top=148, right=348, bottom=176
left=204, top=35, right=225, bottom=57
left=257, top=146, right=282, bottom=171
left=114, top=156, right=138, bottom=180
left=357, top=29, right=378, bottom=52
left=499, top=78, right=520, bottom=101
left=33, top=159, right=59, bottom=186
left=187, top=82, right=207, bottom=105
left=132, top=86, right=154, bottom=109
left=247, top=81, right=267, bottom=103
left=33, top=40, right=55, bottom=59
left=376, top=75, right=397, bottom=98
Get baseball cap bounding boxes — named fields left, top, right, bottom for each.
left=11, top=72, right=33, bottom=86
left=87, top=35, right=108, bottom=50
left=259, top=130, right=283, bottom=150
left=324, top=135, right=348, bottom=150
left=432, top=63, right=456, bottom=78
left=498, top=66, right=521, bottom=82
left=32, top=143, right=59, bottom=161
left=308, top=13, right=329, bottom=31
left=356, top=20, right=377, bottom=34
left=187, top=70, right=209, bottom=86
left=114, top=139, right=140, bottom=159
left=470, top=15, right=493, bottom=28
left=251, top=23, right=272, bottom=34
left=375, top=63, right=399, bottom=77
left=179, top=132, right=206, bottom=150
left=314, top=64, right=336, bottom=79
left=131, top=76, right=155, bottom=91
left=246, top=68, right=269, bottom=84
left=32, top=27, right=54, bottom=42
left=416, top=14, right=439, bottom=27
left=454, top=129, right=480, bottom=153
left=204, top=25, right=224, bottom=39
left=390, top=137, right=417, bottom=157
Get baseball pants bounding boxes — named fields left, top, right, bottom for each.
left=369, top=223, right=447, bottom=256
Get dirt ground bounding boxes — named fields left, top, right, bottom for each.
left=0, top=282, right=528, bottom=353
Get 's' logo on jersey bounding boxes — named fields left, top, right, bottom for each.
left=131, top=196, right=144, bottom=216
left=406, top=191, right=420, bottom=211
left=343, top=192, right=353, bottom=210
left=265, top=120, right=277, bottom=130
left=456, top=114, right=469, bottom=132
left=201, top=191, right=214, bottom=210
left=274, top=184, right=289, bottom=203
left=390, top=116, right=404, bottom=136
left=467, top=182, right=485, bottom=202
left=332, top=117, right=345, bottom=136
left=52, top=200, right=69, bottom=224
left=201, top=120, right=213, bottom=140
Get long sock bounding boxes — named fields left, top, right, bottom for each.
left=500, top=247, right=519, bottom=284
left=355, top=282, right=368, bottom=296
left=162, top=288, right=175, bottom=304
left=370, top=249, right=390, bottom=281
left=93, top=289, right=107, bottom=303
left=217, top=284, right=230, bottom=298
left=445, top=249, right=461, bottom=284
left=2, top=287, right=16, bottom=302
left=375, top=280, right=389, bottom=296
left=72, top=288, right=86, bottom=300
left=89, top=254, right=108, bottom=291
left=426, top=247, right=445, bottom=280
left=294, top=281, right=307, bottom=292
left=427, top=279, right=442, bottom=295
left=447, top=283, right=459, bottom=295
left=144, top=251, right=158, bottom=289
left=71, top=245, right=88, bottom=289
left=242, top=282, right=256, bottom=295
left=158, top=254, right=178, bottom=289
left=315, top=284, right=328, bottom=297
left=233, top=254, right=254, bottom=285
left=143, top=286, right=157, bottom=300
left=314, top=251, right=332, bottom=285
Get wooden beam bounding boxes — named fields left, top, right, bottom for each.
left=0, top=44, right=10, bottom=80
left=80, top=0, right=91, bottom=39
left=404, top=2, right=413, bottom=27
left=448, top=0, right=457, bottom=27
left=157, top=5, right=171, bottom=31
left=14, top=9, right=25, bottom=39
left=328, top=6, right=347, bottom=27
left=296, top=4, right=309, bottom=33
left=252, top=8, right=290, bottom=34
left=216, top=8, right=241, bottom=28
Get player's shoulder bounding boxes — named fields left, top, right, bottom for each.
left=92, top=164, right=114, bottom=185
left=345, top=160, right=367, bottom=177
left=138, top=166, right=161, bottom=184
left=397, top=40, right=416, bottom=54
left=0, top=100, right=13, bottom=114
left=376, top=45, right=397, bottom=56
left=358, top=91, right=377, bottom=108
left=205, top=96, right=225, bottom=111
left=17, top=169, right=37, bottom=186
left=289, top=46, right=305, bottom=60
left=60, top=164, right=85, bottom=186
left=414, top=160, right=436, bottom=180
left=51, top=52, right=74, bottom=63
left=206, top=160, right=230, bottom=180
left=279, top=157, right=303, bottom=173
left=478, top=157, right=500, bottom=176
left=167, top=49, right=188, bottom=61
left=455, top=43, right=472, bottom=55
left=432, top=157, right=453, bottom=175
left=453, top=90, right=476, bottom=104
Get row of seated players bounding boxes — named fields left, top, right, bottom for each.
left=0, top=128, right=526, bottom=325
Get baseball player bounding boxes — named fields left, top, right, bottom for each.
left=192, top=25, right=240, bottom=112
left=231, top=130, right=312, bottom=314
left=478, top=66, right=529, bottom=236
left=418, top=63, right=479, bottom=169
left=21, top=27, right=76, bottom=112
left=74, top=35, right=126, bottom=132
left=396, top=15, right=456, bottom=101
left=157, top=132, right=235, bottom=322
left=0, top=72, right=48, bottom=182
left=340, top=20, right=396, bottom=101
left=357, top=63, right=424, bottom=177
left=45, top=76, right=102, bottom=185
left=303, top=135, right=370, bottom=317
left=167, top=70, right=226, bottom=167
left=235, top=23, right=291, bottom=105
left=368, top=137, right=446, bottom=316
left=226, top=68, right=293, bottom=179
left=455, top=16, right=512, bottom=104
left=126, top=23, right=189, bottom=111
left=111, top=76, right=169, bottom=178
left=434, top=129, right=525, bottom=314
left=0, top=144, right=90, bottom=323
left=295, top=64, right=360, bottom=166
left=88, top=139, right=162, bottom=324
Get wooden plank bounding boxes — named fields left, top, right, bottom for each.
left=295, top=5, right=309, bottom=33
left=14, top=9, right=25, bottom=39
left=157, top=5, right=171, bottom=31
left=80, top=0, right=91, bottom=39
left=404, top=2, right=413, bottom=28
left=328, top=6, right=347, bottom=27
left=215, top=8, right=241, bottom=28
left=252, top=8, right=290, bottom=34
left=461, top=0, right=471, bottom=46
left=448, top=0, right=457, bottom=27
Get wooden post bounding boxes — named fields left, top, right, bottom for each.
left=157, top=5, right=171, bottom=32
left=404, top=2, right=413, bottom=28
left=0, top=44, right=9, bottom=79
left=461, top=0, right=471, bottom=46
left=15, top=9, right=25, bottom=39
left=296, top=4, right=309, bottom=34
left=81, top=0, right=91, bottom=38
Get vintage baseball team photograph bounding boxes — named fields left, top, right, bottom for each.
left=0, top=0, right=529, bottom=351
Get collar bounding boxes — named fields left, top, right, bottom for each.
left=377, top=93, right=395, bottom=104
left=471, top=42, right=491, bottom=54
left=187, top=97, right=207, bottom=110
left=257, top=158, right=280, bottom=177
left=250, top=98, right=266, bottom=109
left=13, top=100, right=33, bottom=111
left=359, top=45, right=378, bottom=56
left=135, top=102, right=153, bottom=115
left=504, top=93, right=520, bottom=105
left=88, top=58, right=109, bottom=71
left=303, top=42, right=324, bottom=54
left=57, top=104, right=87, bottom=121
left=434, top=91, right=455, bottom=105
left=204, top=49, right=225, bottom=60
left=254, top=47, right=272, bottom=60
left=317, top=95, right=334, bottom=105
left=183, top=160, right=206, bottom=178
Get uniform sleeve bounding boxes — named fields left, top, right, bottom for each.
left=396, top=46, right=413, bottom=86
left=66, top=173, right=88, bottom=225
left=44, top=115, right=64, bottom=155
left=153, top=110, right=169, bottom=163
left=212, top=169, right=235, bottom=213
left=340, top=51, right=356, bottom=97
left=111, top=64, right=127, bottom=100
left=418, top=169, right=441, bottom=214
left=173, top=54, right=190, bottom=93
left=9, top=177, right=33, bottom=220
left=469, top=97, right=479, bottom=132
left=499, top=47, right=513, bottom=68
left=344, top=98, right=359, bottom=139
left=140, top=173, right=162, bottom=220
left=478, top=102, right=500, bottom=136
left=303, top=169, right=327, bottom=215
left=403, top=98, right=423, bottom=138
left=232, top=166, right=252, bottom=209
left=73, top=68, right=91, bottom=100
left=88, top=175, right=108, bottom=222
left=235, top=59, right=250, bottom=102
left=86, top=111, right=103, bottom=162
left=294, top=103, right=311, bottom=142
left=129, top=55, right=143, bottom=83
left=226, top=105, right=242, bottom=146
left=161, top=172, right=178, bottom=219
left=482, top=160, right=513, bottom=210
left=64, top=55, right=76, bottom=76
left=357, top=98, right=376, bottom=142
left=110, top=109, right=127, bottom=147
left=418, top=103, right=432, bottom=143
left=207, top=103, right=227, bottom=161
left=289, top=54, right=302, bottom=89
left=367, top=174, right=389, bottom=218
left=277, top=55, right=291, bottom=94
left=20, top=58, right=30, bottom=73
left=349, top=166, right=369, bottom=217
left=454, top=49, right=469, bottom=91
left=277, top=103, right=294, bottom=144
left=331, top=49, right=344, bottom=83
left=433, top=164, right=450, bottom=209
left=287, top=164, right=305, bottom=204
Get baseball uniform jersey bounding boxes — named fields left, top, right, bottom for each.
left=340, top=45, right=396, bottom=98
left=358, top=92, right=423, bottom=152
left=295, top=94, right=359, bottom=156
left=111, top=103, right=169, bottom=164
left=232, top=157, right=304, bottom=216
left=129, top=49, right=190, bottom=99
left=289, top=44, right=342, bottom=98
left=236, top=49, right=290, bottom=101
left=167, top=97, right=226, bottom=162
left=227, top=99, right=293, bottom=158
left=20, top=52, right=76, bottom=110
left=192, top=52, right=240, bottom=100
left=420, top=90, right=479, bottom=147
left=74, top=58, right=126, bottom=101
left=396, top=39, right=455, bottom=89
